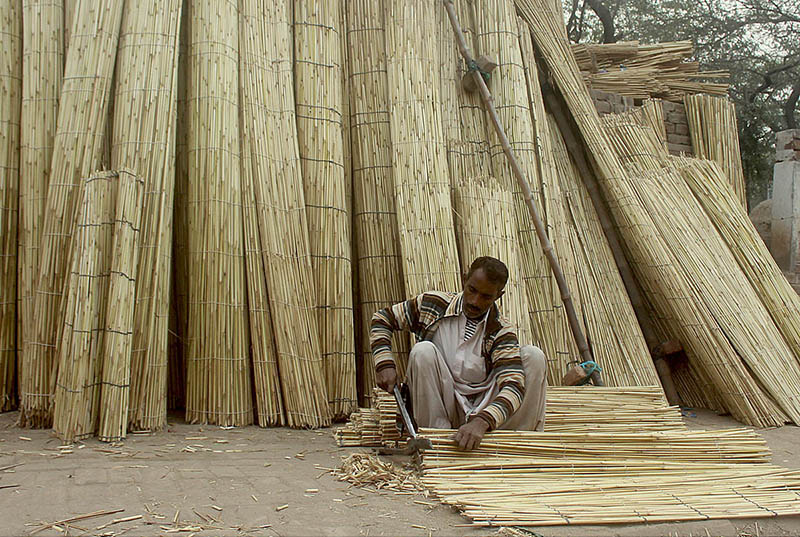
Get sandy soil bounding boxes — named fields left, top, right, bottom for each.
left=1, top=408, right=798, bottom=537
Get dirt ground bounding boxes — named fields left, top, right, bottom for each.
left=1, top=408, right=799, bottom=537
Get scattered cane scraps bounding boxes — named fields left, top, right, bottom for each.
left=329, top=453, right=423, bottom=493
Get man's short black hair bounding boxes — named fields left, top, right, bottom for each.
left=466, top=256, right=509, bottom=289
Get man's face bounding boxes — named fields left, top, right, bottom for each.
left=462, top=268, right=505, bottom=320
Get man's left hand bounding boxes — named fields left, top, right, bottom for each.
left=452, top=417, right=490, bottom=451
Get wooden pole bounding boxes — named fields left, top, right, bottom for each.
left=442, top=0, right=600, bottom=384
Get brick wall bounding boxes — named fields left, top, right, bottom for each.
left=776, top=130, right=800, bottom=163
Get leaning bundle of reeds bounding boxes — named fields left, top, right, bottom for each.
left=472, top=1, right=571, bottom=375
left=602, top=112, right=670, bottom=173
left=295, top=0, right=356, bottom=420
left=111, top=0, right=182, bottom=432
left=676, top=157, right=800, bottom=368
left=384, top=0, right=461, bottom=295
left=346, top=0, right=409, bottom=405
left=0, top=0, right=21, bottom=412
left=518, top=0, right=789, bottom=427
left=545, top=116, right=660, bottom=388
left=21, top=0, right=124, bottom=428
left=183, top=0, right=252, bottom=427
left=239, top=122, right=283, bottom=426
left=97, top=171, right=144, bottom=442
left=52, top=171, right=121, bottom=442
left=238, top=0, right=330, bottom=428
left=18, top=1, right=65, bottom=388
left=639, top=99, right=668, bottom=150
left=628, top=166, right=800, bottom=424
left=451, top=173, right=534, bottom=345
left=684, top=94, right=747, bottom=207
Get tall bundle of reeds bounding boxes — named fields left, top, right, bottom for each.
left=0, top=0, right=22, bottom=412
left=517, top=17, right=581, bottom=378
left=53, top=171, right=141, bottom=442
left=295, top=0, right=356, bottom=419
left=451, top=173, right=534, bottom=345
left=18, top=2, right=65, bottom=383
left=21, top=0, right=124, bottom=428
left=346, top=0, right=409, bottom=404
left=384, top=0, right=461, bottom=295
left=238, top=0, right=330, bottom=428
left=546, top=116, right=660, bottom=387
left=183, top=0, right=252, bottom=427
left=471, top=1, right=570, bottom=374
left=675, top=157, right=800, bottom=367
left=111, top=0, right=182, bottom=432
left=518, top=0, right=789, bottom=427
left=684, top=94, right=747, bottom=207
left=239, top=115, right=283, bottom=426
left=97, top=171, right=144, bottom=442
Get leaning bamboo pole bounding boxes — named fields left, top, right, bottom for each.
left=21, top=0, right=124, bottom=428
left=684, top=94, right=746, bottom=207
left=238, top=0, right=331, bottom=428
left=384, top=0, right=461, bottom=295
left=294, top=0, right=357, bottom=420
left=53, top=171, right=118, bottom=442
left=17, top=0, right=65, bottom=415
left=0, top=0, right=22, bottom=412
left=346, top=0, right=409, bottom=404
left=183, top=0, right=252, bottom=427
left=517, top=0, right=787, bottom=427
left=110, top=0, right=182, bottom=432
left=98, top=171, right=144, bottom=442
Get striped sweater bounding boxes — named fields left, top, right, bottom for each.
left=370, top=291, right=525, bottom=430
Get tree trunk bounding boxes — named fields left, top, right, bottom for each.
left=785, top=82, right=799, bottom=130
left=586, top=0, right=616, bottom=43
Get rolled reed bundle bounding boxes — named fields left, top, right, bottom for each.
left=183, top=0, right=252, bottom=427
left=21, top=0, right=124, bottom=428
left=518, top=0, right=787, bottom=427
left=629, top=167, right=800, bottom=424
left=517, top=18, right=581, bottom=378
left=0, top=0, right=21, bottom=412
left=111, top=0, right=182, bottom=432
left=294, top=0, right=356, bottom=419
left=346, top=0, right=409, bottom=405
left=98, top=171, right=144, bottom=442
left=53, top=172, right=117, bottom=442
left=238, top=0, right=330, bottom=428
left=451, top=173, right=534, bottom=345
left=18, top=0, right=65, bottom=413
left=684, top=94, right=747, bottom=207
left=239, top=120, right=283, bottom=426
left=384, top=0, right=461, bottom=295
left=473, top=1, right=571, bottom=375
left=677, top=157, right=800, bottom=367
left=545, top=114, right=659, bottom=388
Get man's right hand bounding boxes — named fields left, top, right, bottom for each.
left=376, top=366, right=397, bottom=393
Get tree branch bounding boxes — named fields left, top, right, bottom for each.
left=786, top=82, right=800, bottom=130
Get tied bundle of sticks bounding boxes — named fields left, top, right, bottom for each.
left=571, top=40, right=729, bottom=101
left=0, top=0, right=21, bottom=412
left=53, top=170, right=144, bottom=443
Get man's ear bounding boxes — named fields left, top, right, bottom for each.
left=461, top=272, right=468, bottom=287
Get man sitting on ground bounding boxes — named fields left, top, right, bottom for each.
left=370, top=256, right=547, bottom=451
